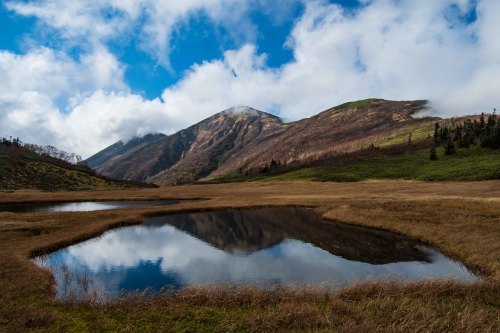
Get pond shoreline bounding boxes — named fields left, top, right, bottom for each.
left=1, top=180, right=499, bottom=331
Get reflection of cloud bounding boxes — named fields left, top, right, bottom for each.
left=63, top=225, right=225, bottom=271
left=37, top=223, right=478, bottom=299
left=46, top=225, right=472, bottom=290
left=3, top=200, right=176, bottom=213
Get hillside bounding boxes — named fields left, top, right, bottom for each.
left=88, top=99, right=443, bottom=185
left=233, top=144, right=500, bottom=183
left=207, top=99, right=435, bottom=179
left=0, top=143, right=153, bottom=191
left=86, top=133, right=165, bottom=169
left=89, top=107, right=284, bottom=184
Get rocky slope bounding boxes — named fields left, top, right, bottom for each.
left=208, top=99, right=434, bottom=179
left=89, top=107, right=284, bottom=184
left=86, top=133, right=165, bottom=169
left=87, top=99, right=439, bottom=185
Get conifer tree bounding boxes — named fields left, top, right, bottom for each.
left=429, top=145, right=437, bottom=160
left=479, top=113, right=486, bottom=131
left=433, top=122, right=440, bottom=142
left=444, top=139, right=456, bottom=155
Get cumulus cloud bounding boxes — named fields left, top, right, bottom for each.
left=160, top=0, right=500, bottom=120
left=4, top=0, right=274, bottom=69
left=1, top=0, right=499, bottom=158
left=0, top=46, right=134, bottom=155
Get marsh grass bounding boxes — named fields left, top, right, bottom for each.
left=0, top=181, right=499, bottom=331
left=52, top=281, right=497, bottom=332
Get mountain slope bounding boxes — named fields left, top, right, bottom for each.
left=148, top=107, right=284, bottom=184
left=86, top=133, right=165, bottom=169
left=90, top=107, right=284, bottom=184
left=0, top=143, right=152, bottom=191
left=208, top=99, right=433, bottom=179
left=87, top=99, right=442, bottom=185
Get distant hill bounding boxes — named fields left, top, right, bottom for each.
left=0, top=142, right=154, bottom=191
left=85, top=133, right=166, bottom=169
left=88, top=100, right=441, bottom=185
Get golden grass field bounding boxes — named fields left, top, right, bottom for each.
left=0, top=180, right=499, bottom=332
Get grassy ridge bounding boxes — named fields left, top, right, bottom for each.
left=264, top=145, right=500, bottom=182
left=0, top=145, right=154, bottom=191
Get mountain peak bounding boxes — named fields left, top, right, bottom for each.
left=222, top=106, right=259, bottom=115
left=217, top=106, right=282, bottom=123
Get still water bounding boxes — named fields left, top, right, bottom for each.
left=0, top=200, right=184, bottom=213
left=34, top=207, right=477, bottom=300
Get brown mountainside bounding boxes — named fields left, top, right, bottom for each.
left=207, top=99, right=432, bottom=180
left=87, top=99, right=439, bottom=185
left=90, top=107, right=284, bottom=184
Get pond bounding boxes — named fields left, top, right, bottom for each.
left=0, top=200, right=187, bottom=213
left=34, top=207, right=478, bottom=300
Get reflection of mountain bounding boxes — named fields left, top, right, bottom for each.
left=37, top=207, right=476, bottom=300
left=145, top=207, right=431, bottom=265
left=147, top=211, right=286, bottom=253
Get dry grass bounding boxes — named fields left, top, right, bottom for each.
left=0, top=180, right=499, bottom=332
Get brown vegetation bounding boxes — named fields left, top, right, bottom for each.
left=0, top=180, right=499, bottom=331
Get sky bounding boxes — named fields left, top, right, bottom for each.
left=0, top=0, right=498, bottom=158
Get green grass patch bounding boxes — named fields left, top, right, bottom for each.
left=264, top=145, right=500, bottom=182
left=373, top=123, right=435, bottom=147
left=335, top=99, right=376, bottom=110
left=0, top=155, right=13, bottom=173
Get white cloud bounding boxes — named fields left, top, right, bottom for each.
left=159, top=0, right=500, bottom=121
left=0, top=47, right=149, bottom=156
left=63, top=91, right=170, bottom=155
left=1, top=0, right=499, bottom=158
left=4, top=0, right=269, bottom=69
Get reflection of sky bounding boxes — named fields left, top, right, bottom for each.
left=0, top=200, right=178, bottom=212
left=35, top=223, right=478, bottom=300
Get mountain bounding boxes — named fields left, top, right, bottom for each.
left=86, top=133, right=165, bottom=169
left=87, top=99, right=439, bottom=185
left=208, top=99, right=433, bottom=179
left=89, top=106, right=284, bottom=184
left=0, top=142, right=154, bottom=191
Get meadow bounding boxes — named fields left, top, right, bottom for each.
left=214, top=145, right=500, bottom=183
left=0, top=180, right=499, bottom=332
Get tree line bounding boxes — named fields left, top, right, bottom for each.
left=1, top=136, right=83, bottom=165
left=430, top=110, right=499, bottom=160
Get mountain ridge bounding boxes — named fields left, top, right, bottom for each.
left=87, top=99, right=441, bottom=185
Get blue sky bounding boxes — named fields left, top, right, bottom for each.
left=0, top=0, right=497, bottom=157
left=0, top=1, right=359, bottom=99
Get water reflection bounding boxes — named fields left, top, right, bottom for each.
left=35, top=207, right=478, bottom=300
left=0, top=200, right=184, bottom=213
